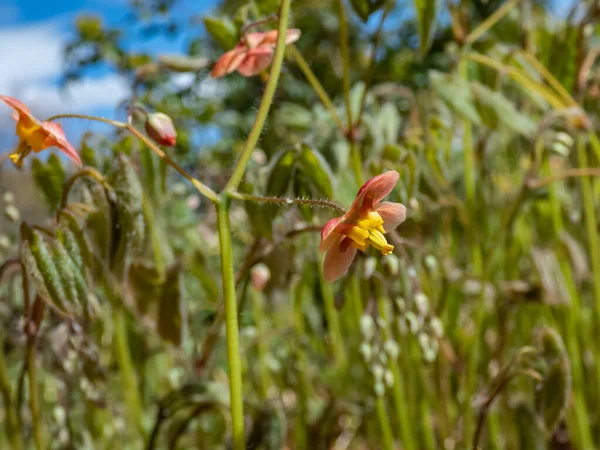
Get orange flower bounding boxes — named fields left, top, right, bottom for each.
left=210, top=29, right=301, bottom=78
left=320, top=171, right=407, bottom=282
left=1, top=95, right=81, bottom=167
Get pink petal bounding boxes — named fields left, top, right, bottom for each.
left=285, top=29, right=301, bottom=45
left=41, top=121, right=82, bottom=166
left=320, top=216, right=344, bottom=252
left=237, top=51, right=273, bottom=76
left=245, top=31, right=269, bottom=48
left=323, top=236, right=358, bottom=282
left=375, top=202, right=407, bottom=232
left=0, top=94, right=38, bottom=125
left=210, top=46, right=247, bottom=78
left=346, top=171, right=400, bottom=219
left=357, top=171, right=399, bottom=205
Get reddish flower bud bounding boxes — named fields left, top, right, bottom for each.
left=145, top=112, right=177, bottom=146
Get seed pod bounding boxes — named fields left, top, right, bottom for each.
left=535, top=357, right=571, bottom=436
left=22, top=231, right=69, bottom=315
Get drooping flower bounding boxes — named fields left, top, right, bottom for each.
left=0, top=95, right=81, bottom=167
left=145, top=112, right=177, bottom=146
left=210, top=29, right=301, bottom=78
left=320, top=171, right=406, bottom=282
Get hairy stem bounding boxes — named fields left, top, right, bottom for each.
left=45, top=113, right=218, bottom=203
left=225, top=0, right=292, bottom=191
left=216, top=198, right=245, bottom=450
left=229, top=191, right=346, bottom=213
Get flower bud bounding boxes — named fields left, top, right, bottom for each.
left=374, top=381, right=385, bottom=397
left=4, top=205, right=20, bottom=223
left=383, top=339, right=400, bottom=359
left=251, top=263, right=271, bottom=291
left=360, top=314, right=375, bottom=340
left=145, top=112, right=177, bottom=146
left=415, top=293, right=429, bottom=316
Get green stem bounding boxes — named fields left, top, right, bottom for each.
left=375, top=397, right=395, bottom=450
left=577, top=135, right=600, bottom=330
left=460, top=58, right=483, bottom=443
left=376, top=294, right=416, bottom=450
left=216, top=198, right=245, bottom=450
left=113, top=306, right=144, bottom=436
left=225, top=0, right=292, bottom=191
left=464, top=0, right=521, bottom=45
left=0, top=334, right=24, bottom=450
left=337, top=0, right=352, bottom=130
left=337, top=0, right=363, bottom=187
left=26, top=337, right=45, bottom=450
left=292, top=278, right=309, bottom=450
left=288, top=46, right=346, bottom=134
left=46, top=113, right=218, bottom=203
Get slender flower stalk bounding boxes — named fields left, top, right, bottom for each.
left=44, top=113, right=219, bottom=203
left=288, top=46, right=346, bottom=134
left=225, top=0, right=292, bottom=192
left=216, top=198, right=245, bottom=450
left=229, top=191, right=346, bottom=213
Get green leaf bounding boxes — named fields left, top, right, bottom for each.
left=22, top=231, right=70, bottom=315
left=127, top=262, right=163, bottom=316
left=430, top=71, right=481, bottom=124
left=297, top=145, right=333, bottom=198
left=414, top=0, right=440, bottom=58
left=31, top=154, right=66, bottom=212
left=203, top=17, right=238, bottom=50
left=157, top=264, right=186, bottom=346
left=472, top=82, right=536, bottom=137
left=266, top=150, right=296, bottom=196
left=535, top=358, right=571, bottom=436
left=534, top=327, right=571, bottom=436
left=275, top=103, right=313, bottom=130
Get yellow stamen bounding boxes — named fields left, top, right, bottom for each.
left=344, top=210, right=394, bottom=255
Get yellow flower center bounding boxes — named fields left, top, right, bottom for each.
left=344, top=211, right=394, bottom=255
left=16, top=119, right=47, bottom=152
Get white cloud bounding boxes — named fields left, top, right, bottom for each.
left=0, top=18, right=130, bottom=129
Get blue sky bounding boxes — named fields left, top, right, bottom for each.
left=0, top=0, right=219, bottom=149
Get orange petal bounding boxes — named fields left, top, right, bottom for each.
left=323, top=236, right=357, bottom=282
left=320, top=216, right=344, bottom=252
left=210, top=46, right=247, bottom=78
left=375, top=202, right=407, bottom=232
left=41, top=121, right=82, bottom=166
